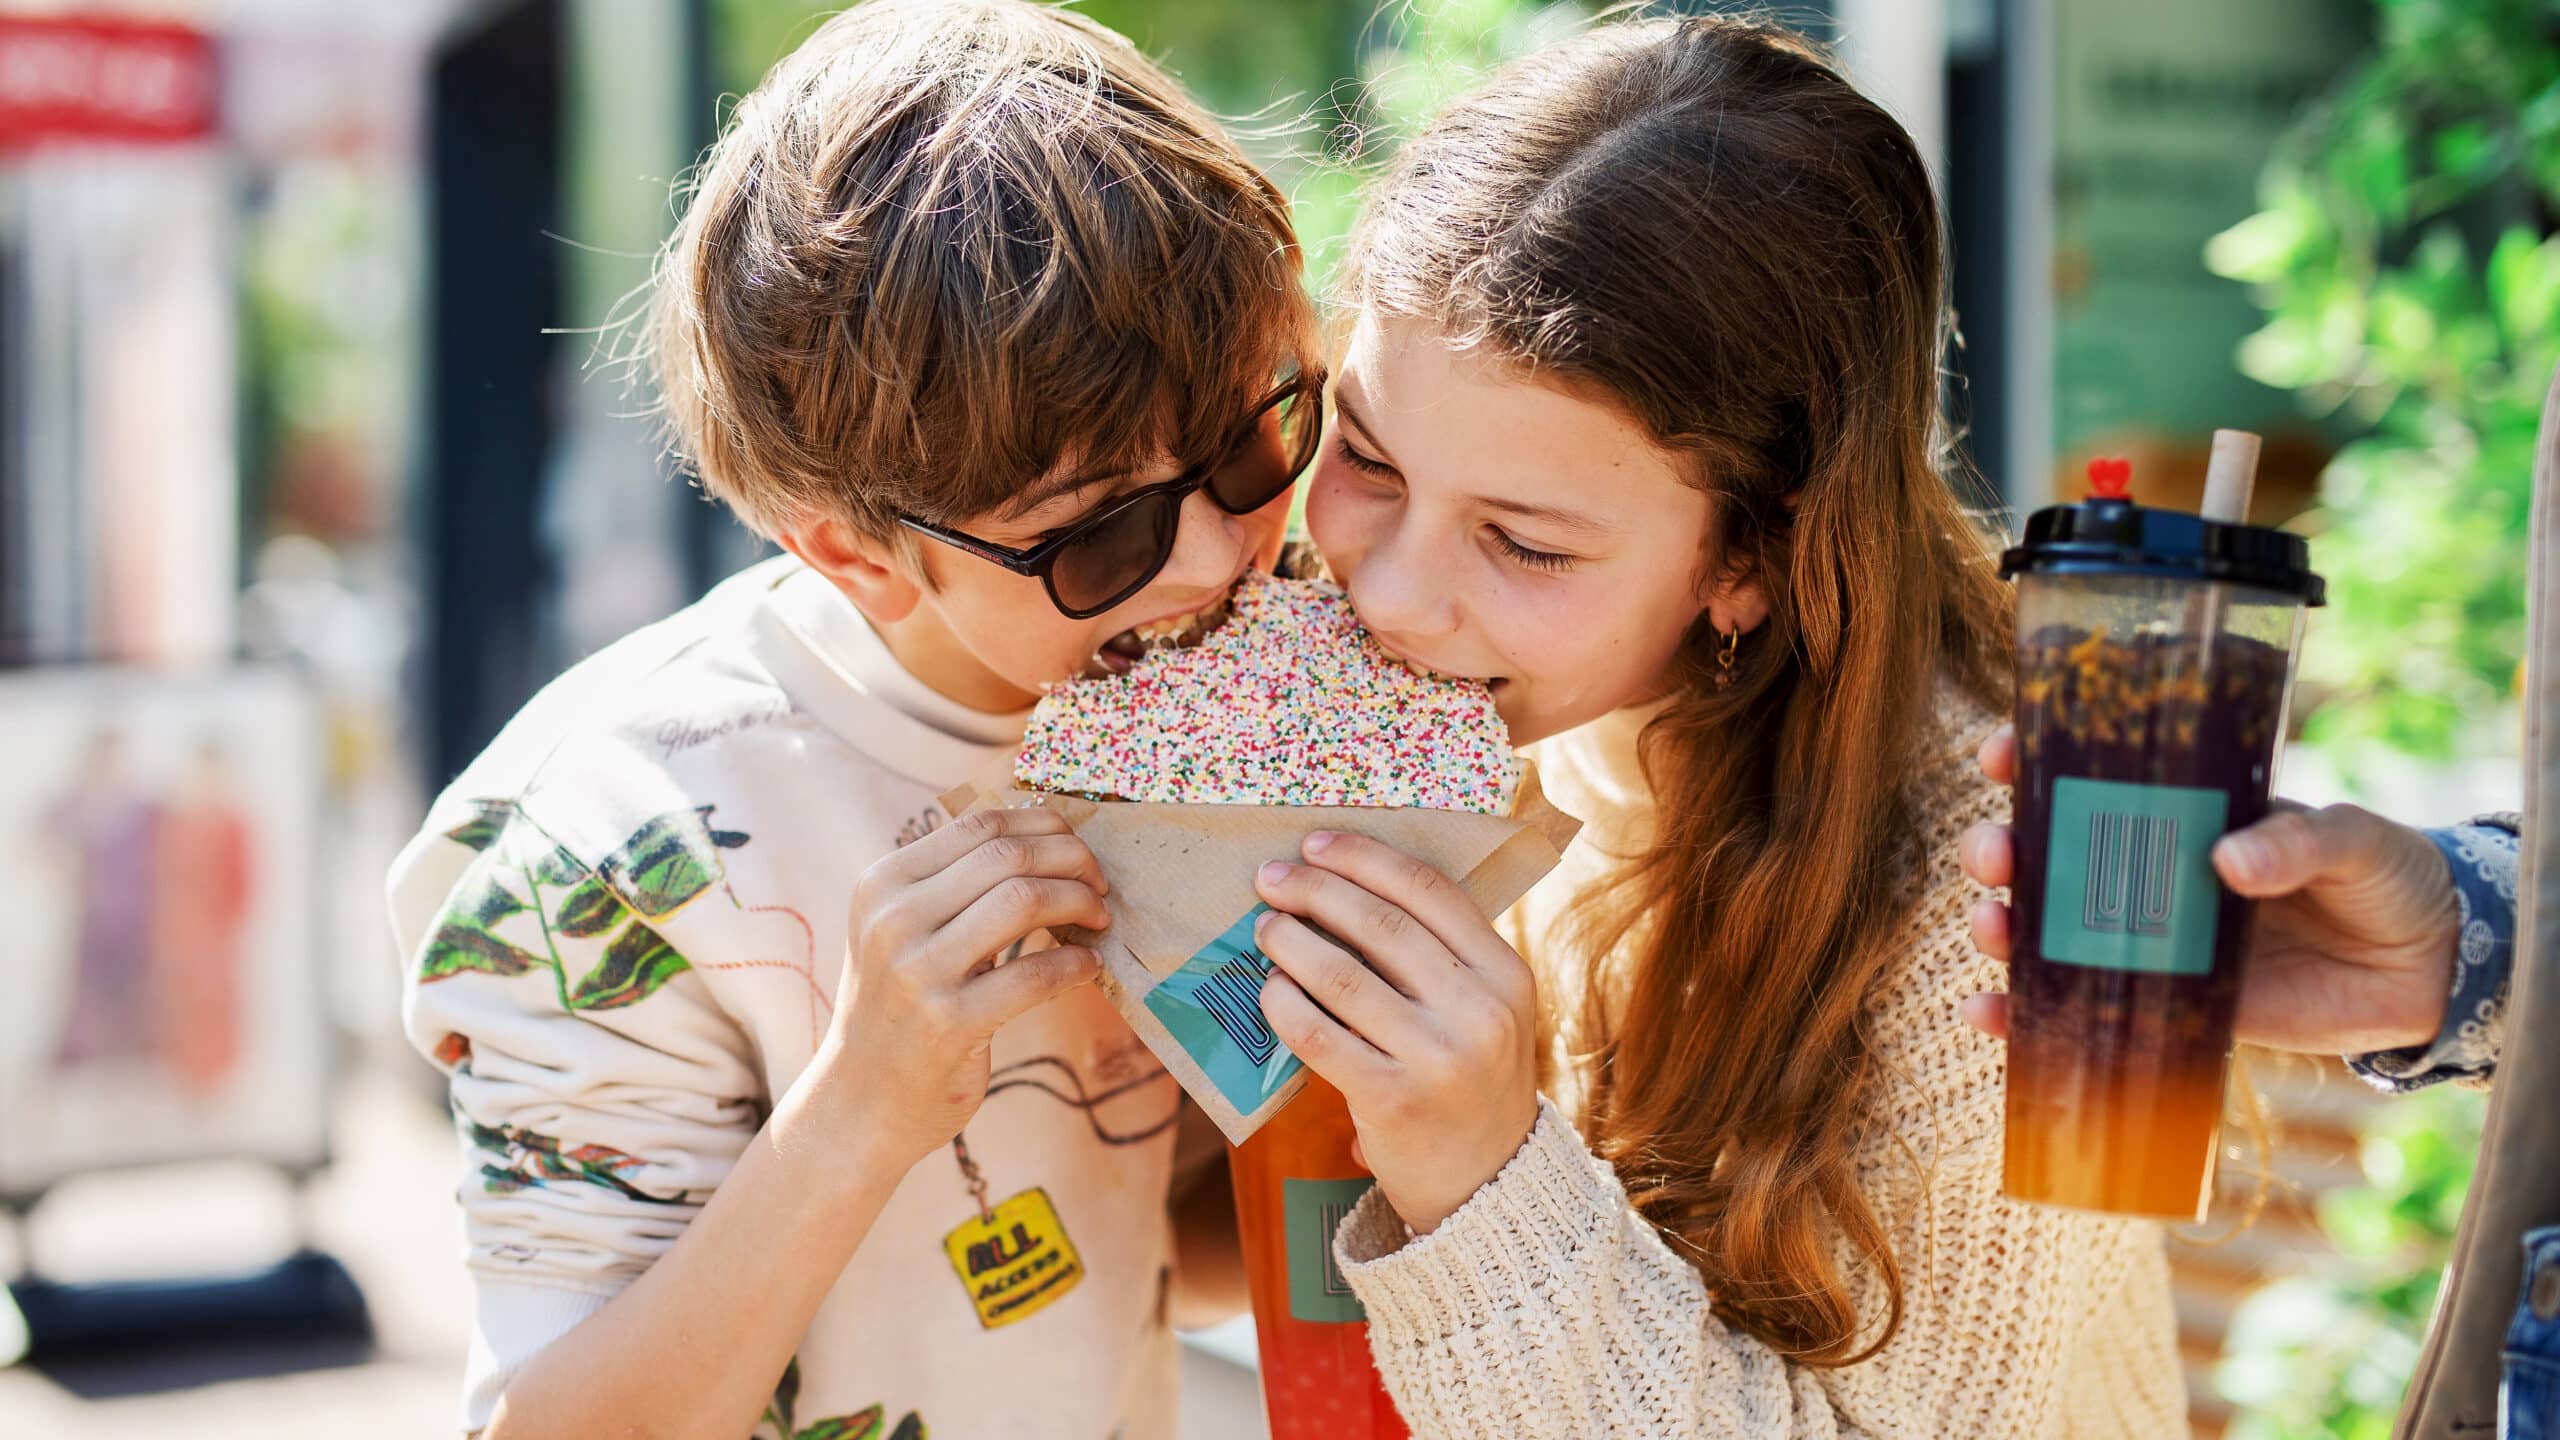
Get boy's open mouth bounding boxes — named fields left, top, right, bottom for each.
left=1080, top=594, right=1234, bottom=679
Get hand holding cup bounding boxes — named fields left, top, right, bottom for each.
left=1960, top=724, right=2460, bottom=1056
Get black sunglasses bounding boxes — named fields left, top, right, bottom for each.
left=895, top=373, right=1325, bottom=620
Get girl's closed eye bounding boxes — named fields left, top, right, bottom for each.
left=1488, top=528, right=1575, bottom=572
left=1334, top=435, right=1398, bottom=480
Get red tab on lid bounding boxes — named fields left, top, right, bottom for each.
left=2086, top=456, right=2133, bottom=500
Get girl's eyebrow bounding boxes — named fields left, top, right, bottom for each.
left=1478, top=493, right=1615, bottom=537
left=1339, top=390, right=1614, bottom=538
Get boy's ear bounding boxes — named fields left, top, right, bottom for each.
left=779, top=516, right=924, bottom=625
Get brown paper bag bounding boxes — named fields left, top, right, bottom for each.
left=942, top=766, right=1581, bottom=1144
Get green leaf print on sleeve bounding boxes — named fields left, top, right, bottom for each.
left=759, top=1356, right=919, bottom=1440
left=466, top=1118, right=685, bottom=1204
left=532, top=845, right=586, bottom=887
left=601, top=805, right=749, bottom=918
left=442, top=799, right=513, bottom=852
left=415, top=804, right=727, bottom=1012
left=566, top=920, right=693, bottom=1010
left=419, top=918, right=546, bottom=982
left=463, top=866, right=529, bottom=927
left=419, top=862, right=544, bottom=982
left=552, top=874, right=631, bottom=939
left=795, top=1406, right=884, bottom=1440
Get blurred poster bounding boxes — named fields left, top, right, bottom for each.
left=2047, top=0, right=2365, bottom=510
left=0, top=16, right=218, bottom=151
left=0, top=11, right=234, bottom=670
left=0, top=666, right=328, bottom=1198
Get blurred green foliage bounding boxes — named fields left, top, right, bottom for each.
left=2206, top=0, right=2554, bottom=766
left=2207, top=7, right=2539, bottom=1433
left=2216, top=1084, right=2488, bottom=1439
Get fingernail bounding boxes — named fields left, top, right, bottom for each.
left=1259, top=861, right=1291, bottom=887
left=1305, top=831, right=1336, bottom=854
left=1254, top=909, right=1276, bottom=941
left=2219, top=835, right=2266, bottom=882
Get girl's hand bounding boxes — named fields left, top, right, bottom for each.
left=1960, top=725, right=2459, bottom=1055
left=1252, top=831, right=1539, bottom=1234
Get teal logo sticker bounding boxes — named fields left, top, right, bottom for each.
left=1144, top=904, right=1302, bottom=1117
left=1284, top=1177, right=1375, bottom=1323
left=2040, top=776, right=2229, bottom=976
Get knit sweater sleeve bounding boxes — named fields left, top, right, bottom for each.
left=1333, top=717, right=2186, bottom=1438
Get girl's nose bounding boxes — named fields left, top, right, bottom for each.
left=1343, top=518, right=1460, bottom=644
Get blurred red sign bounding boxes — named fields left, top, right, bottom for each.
left=0, top=16, right=217, bottom=151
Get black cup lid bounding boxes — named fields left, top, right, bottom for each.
left=1999, top=498, right=2326, bottom=605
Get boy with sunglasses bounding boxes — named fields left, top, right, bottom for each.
left=386, top=3, right=1321, bottom=1435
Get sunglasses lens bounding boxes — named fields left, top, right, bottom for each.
left=1208, top=383, right=1319, bottom=515
left=1051, top=488, right=1180, bottom=616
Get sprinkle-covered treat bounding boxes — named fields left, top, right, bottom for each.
left=1015, top=571, right=1523, bottom=814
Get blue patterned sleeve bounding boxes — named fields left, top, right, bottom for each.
left=2346, top=818, right=2523, bottom=1093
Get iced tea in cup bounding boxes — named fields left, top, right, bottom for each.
left=1997, top=489, right=2324, bottom=1220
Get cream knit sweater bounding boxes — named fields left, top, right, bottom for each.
left=1333, top=682, right=2188, bottom=1438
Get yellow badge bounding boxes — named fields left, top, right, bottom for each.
left=942, top=1186, right=1085, bottom=1329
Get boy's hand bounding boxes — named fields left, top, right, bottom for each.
left=805, top=807, right=1110, bottom=1169
left=1252, top=832, right=1541, bottom=1236
left=1959, top=725, right=2460, bottom=1056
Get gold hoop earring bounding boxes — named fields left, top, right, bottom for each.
left=1715, top=627, right=1741, bottom=689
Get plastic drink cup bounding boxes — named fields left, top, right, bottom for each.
left=1997, top=490, right=2324, bottom=1220
left=1228, top=1076, right=1408, bottom=1439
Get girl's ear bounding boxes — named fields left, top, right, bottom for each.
left=779, top=515, right=925, bottom=624
left=1706, top=578, right=1771, bottom=639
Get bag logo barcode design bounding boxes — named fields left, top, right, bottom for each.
left=2082, top=811, right=2179, bottom=938
left=1198, top=953, right=1278, bottom=1066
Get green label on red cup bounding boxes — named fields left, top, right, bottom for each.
left=1283, top=1176, right=1374, bottom=1323
left=2039, top=776, right=2229, bottom=976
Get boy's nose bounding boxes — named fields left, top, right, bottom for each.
left=1152, top=487, right=1261, bottom=598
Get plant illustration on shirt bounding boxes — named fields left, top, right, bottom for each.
left=465, top=1117, right=665, bottom=1202
left=419, top=800, right=747, bottom=1010
left=417, top=800, right=781, bottom=1203
left=758, top=1356, right=926, bottom=1440
left=423, top=797, right=839, bottom=1046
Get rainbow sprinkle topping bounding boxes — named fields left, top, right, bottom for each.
left=1014, top=571, right=1522, bottom=814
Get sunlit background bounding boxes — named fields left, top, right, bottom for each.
left=0, top=1, right=2540, bottom=1436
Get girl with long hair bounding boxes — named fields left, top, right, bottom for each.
left=1248, top=15, right=2187, bottom=1434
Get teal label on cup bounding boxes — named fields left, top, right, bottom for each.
left=1143, top=904, right=1302, bottom=1117
left=1284, top=1176, right=1374, bottom=1323
left=2039, top=777, right=2229, bottom=976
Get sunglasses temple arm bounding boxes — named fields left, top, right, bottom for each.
left=904, top=517, right=1048, bottom=574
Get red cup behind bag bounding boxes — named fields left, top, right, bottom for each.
left=1227, top=1077, right=1408, bottom=1439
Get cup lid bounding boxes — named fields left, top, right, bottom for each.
left=1999, top=498, right=2326, bottom=605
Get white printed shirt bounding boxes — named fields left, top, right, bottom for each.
left=389, top=557, right=1185, bottom=1439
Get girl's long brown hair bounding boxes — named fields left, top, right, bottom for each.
left=1346, top=16, right=2015, bottom=1365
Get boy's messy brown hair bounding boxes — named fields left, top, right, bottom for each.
left=648, top=0, right=1318, bottom=541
